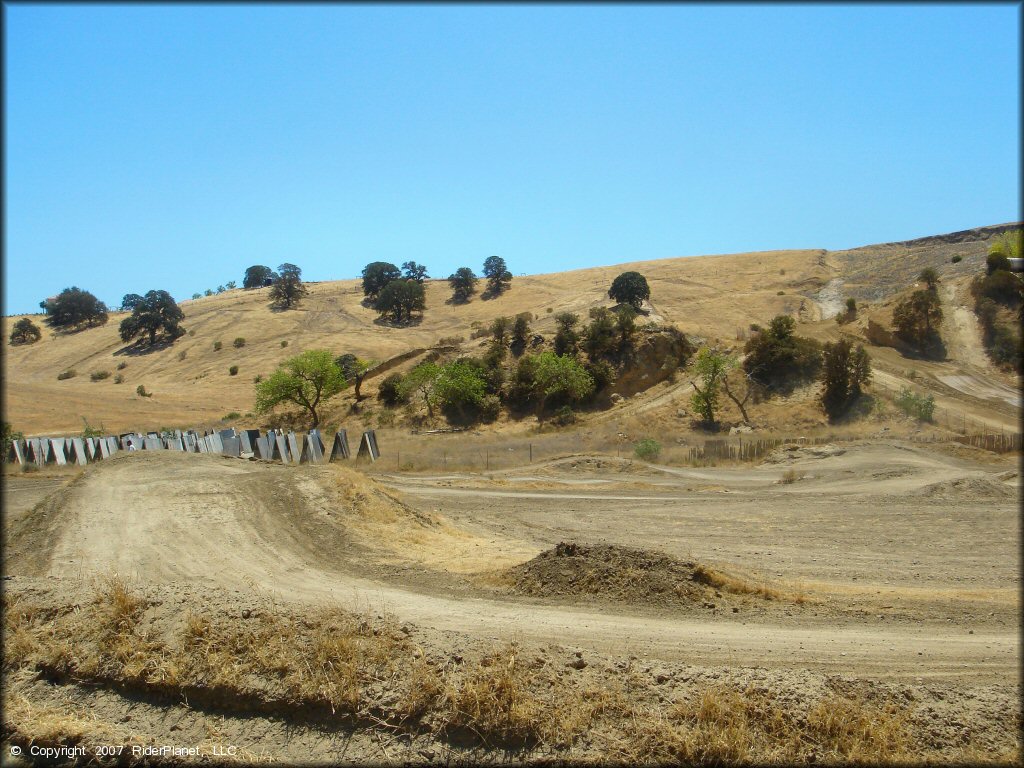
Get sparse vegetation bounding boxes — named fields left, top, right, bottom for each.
left=57, top=369, right=76, bottom=380
left=213, top=340, right=222, bottom=351
left=950, top=254, right=963, bottom=264
left=229, top=365, right=239, bottom=376
left=136, top=385, right=151, bottom=397
left=894, top=387, right=935, bottom=422
left=113, top=374, right=124, bottom=384
left=233, top=337, right=246, bottom=348
left=116, top=361, right=127, bottom=370
left=9, top=318, right=42, bottom=346
left=177, top=349, right=187, bottom=361
left=89, top=370, right=111, bottom=382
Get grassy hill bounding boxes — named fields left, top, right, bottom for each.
left=3, top=224, right=1019, bottom=437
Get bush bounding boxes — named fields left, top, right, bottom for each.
left=634, top=438, right=661, bottom=460
left=378, top=373, right=407, bottom=406
left=743, top=316, right=822, bottom=393
left=223, top=412, right=241, bottom=421
left=894, top=387, right=935, bottom=422
left=479, top=394, right=501, bottom=423
left=253, top=375, right=263, bottom=384
left=116, top=361, right=128, bottom=370
left=57, top=369, right=76, bottom=380
left=233, top=337, right=246, bottom=348
left=213, top=340, right=222, bottom=351
left=178, top=349, right=187, bottom=361
left=136, top=385, right=150, bottom=397
left=229, top=366, right=239, bottom=376
left=280, top=340, right=288, bottom=348
left=551, top=405, right=576, bottom=426
left=950, top=254, right=963, bottom=264
left=90, top=370, right=111, bottom=381
left=114, top=374, right=124, bottom=384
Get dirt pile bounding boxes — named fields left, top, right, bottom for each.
left=762, top=443, right=846, bottom=464
left=908, top=475, right=1019, bottom=501
left=499, top=542, right=779, bottom=612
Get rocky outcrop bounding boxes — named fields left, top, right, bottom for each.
left=611, top=326, right=693, bottom=397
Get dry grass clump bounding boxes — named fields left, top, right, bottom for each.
left=778, top=468, right=806, bottom=484
left=691, top=563, right=784, bottom=601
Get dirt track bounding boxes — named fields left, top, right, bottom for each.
left=5, top=445, right=1019, bottom=685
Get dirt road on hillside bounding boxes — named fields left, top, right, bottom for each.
left=6, top=449, right=1018, bottom=684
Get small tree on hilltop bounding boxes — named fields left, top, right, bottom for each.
left=689, top=347, right=735, bottom=426
left=402, top=261, right=429, bottom=283
left=448, top=267, right=478, bottom=303
left=482, top=255, right=512, bottom=298
left=9, top=318, right=42, bottom=346
left=362, top=262, right=402, bottom=299
left=243, top=265, right=276, bottom=289
left=821, top=339, right=871, bottom=421
left=119, top=290, right=186, bottom=346
left=374, top=279, right=425, bottom=324
left=40, top=287, right=109, bottom=330
left=269, top=263, right=308, bottom=309
left=255, top=349, right=347, bottom=429
left=608, top=271, right=651, bottom=309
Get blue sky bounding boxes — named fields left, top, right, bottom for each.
left=4, top=3, right=1020, bottom=315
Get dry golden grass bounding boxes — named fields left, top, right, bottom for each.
left=4, top=578, right=1013, bottom=763
left=691, top=563, right=788, bottom=602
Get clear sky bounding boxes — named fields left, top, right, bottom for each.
left=4, top=3, right=1020, bottom=315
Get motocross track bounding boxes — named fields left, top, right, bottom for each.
left=5, top=446, right=1019, bottom=683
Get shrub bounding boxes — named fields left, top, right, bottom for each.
left=213, top=340, right=222, bottom=351
left=634, top=438, right=661, bottom=460
left=950, top=254, right=963, bottom=264
left=136, top=385, right=150, bottom=397
left=178, top=349, right=187, bottom=361
left=776, top=290, right=785, bottom=295
left=479, top=394, right=501, bottom=423
left=744, top=316, right=822, bottom=393
left=188, top=329, right=195, bottom=337
left=90, top=370, right=111, bottom=381
left=229, top=366, right=239, bottom=376
left=779, top=468, right=805, bottom=484
left=280, top=340, right=288, bottom=348
left=551, top=405, right=576, bottom=426
left=223, top=412, right=241, bottom=421
left=378, top=373, right=407, bottom=406
left=57, top=369, right=76, bottom=380
left=114, top=374, right=124, bottom=384
left=253, top=375, right=263, bottom=384
left=894, top=387, right=935, bottom=422
left=233, top=337, right=246, bottom=348
left=116, top=361, right=128, bottom=370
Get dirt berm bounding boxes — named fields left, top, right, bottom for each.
left=497, top=541, right=793, bottom=613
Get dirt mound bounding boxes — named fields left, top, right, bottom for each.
left=517, top=455, right=667, bottom=477
left=499, top=542, right=782, bottom=611
left=908, top=475, right=1019, bottom=501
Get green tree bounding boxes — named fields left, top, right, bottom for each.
left=490, top=316, right=511, bottom=346
left=40, top=287, right=109, bottom=330
left=919, top=267, right=939, bottom=292
left=434, top=359, right=488, bottom=421
left=553, top=312, right=580, bottom=357
left=399, top=361, right=441, bottom=418
left=374, top=279, right=425, bottom=323
left=335, top=354, right=377, bottom=400
left=583, top=307, right=617, bottom=361
left=9, top=318, right=42, bottom=346
left=892, top=289, right=943, bottom=355
left=447, top=267, right=478, bottom=303
left=689, top=347, right=735, bottom=425
left=377, top=373, right=407, bottom=406
left=608, top=271, right=651, bottom=308
left=482, top=255, right=512, bottom=298
left=243, top=265, right=275, bottom=289
left=820, top=339, right=871, bottom=420
left=362, top=261, right=401, bottom=299
left=120, top=293, right=145, bottom=312
left=402, top=261, right=429, bottom=283
left=118, top=290, right=186, bottom=346
left=530, top=350, right=595, bottom=417
left=510, top=313, right=531, bottom=356
left=254, top=349, right=347, bottom=428
left=615, top=305, right=639, bottom=348
left=269, top=263, right=308, bottom=309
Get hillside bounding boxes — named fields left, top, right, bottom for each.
left=3, top=223, right=1020, bottom=436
